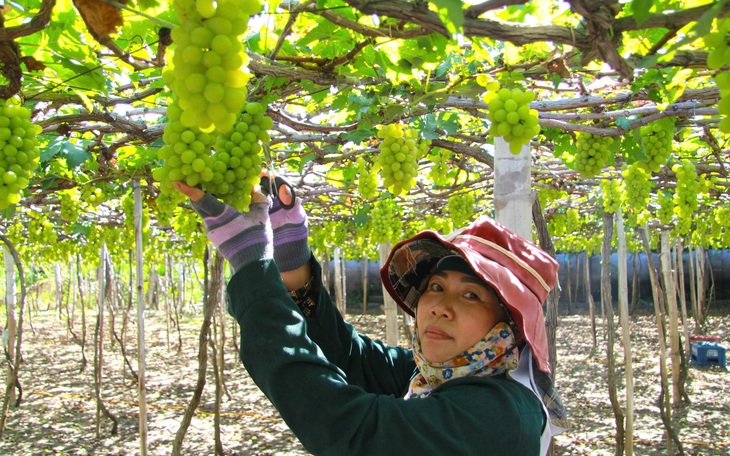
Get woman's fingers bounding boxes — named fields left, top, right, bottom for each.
left=172, top=181, right=205, bottom=202
left=173, top=181, right=268, bottom=206
left=251, top=185, right=267, bottom=203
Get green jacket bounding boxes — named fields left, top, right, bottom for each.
left=227, top=258, right=545, bottom=456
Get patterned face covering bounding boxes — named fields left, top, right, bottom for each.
left=405, top=320, right=519, bottom=399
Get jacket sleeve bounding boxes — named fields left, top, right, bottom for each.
left=298, top=257, right=415, bottom=396
left=227, top=259, right=544, bottom=456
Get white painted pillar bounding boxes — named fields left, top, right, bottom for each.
left=493, top=137, right=532, bottom=240
left=379, top=243, right=399, bottom=347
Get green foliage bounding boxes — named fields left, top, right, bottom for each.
left=0, top=0, right=726, bottom=268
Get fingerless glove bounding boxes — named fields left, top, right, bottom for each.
left=269, top=196, right=311, bottom=272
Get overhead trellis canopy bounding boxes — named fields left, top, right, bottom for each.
left=2, top=0, right=730, bottom=261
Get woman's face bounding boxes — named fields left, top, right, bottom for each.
left=416, top=269, right=507, bottom=363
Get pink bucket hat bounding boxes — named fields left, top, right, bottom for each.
left=380, top=215, right=559, bottom=374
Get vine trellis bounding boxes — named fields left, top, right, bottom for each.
left=1, top=0, right=729, bottom=258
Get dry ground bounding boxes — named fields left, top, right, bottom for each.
left=0, top=304, right=728, bottom=455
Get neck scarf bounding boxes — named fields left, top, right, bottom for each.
left=405, top=321, right=519, bottom=399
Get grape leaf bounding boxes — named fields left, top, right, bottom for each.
left=631, top=0, right=654, bottom=25
left=342, top=128, right=376, bottom=145
left=430, top=0, right=464, bottom=37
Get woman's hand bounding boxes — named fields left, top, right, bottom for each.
left=172, top=181, right=268, bottom=204
left=171, top=181, right=205, bottom=202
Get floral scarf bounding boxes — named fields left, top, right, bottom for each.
left=405, top=321, right=519, bottom=399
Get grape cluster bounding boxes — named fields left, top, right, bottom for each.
left=486, top=87, right=540, bottom=154
left=448, top=193, right=475, bottom=228
left=368, top=199, right=402, bottom=244
left=0, top=99, right=41, bottom=210
left=154, top=100, right=216, bottom=193
left=713, top=206, right=730, bottom=246
left=163, top=0, right=261, bottom=133
left=538, top=188, right=567, bottom=211
left=565, top=208, right=580, bottom=233
left=706, top=18, right=730, bottom=133
left=425, top=214, right=452, bottom=234
left=329, top=221, right=349, bottom=246
left=600, top=178, right=621, bottom=213
left=26, top=212, right=57, bottom=247
left=639, top=118, right=673, bottom=173
left=428, top=147, right=451, bottom=186
left=59, top=190, right=80, bottom=224
left=620, top=163, right=653, bottom=211
left=655, top=190, right=674, bottom=225
left=672, top=160, right=699, bottom=235
left=204, top=102, right=269, bottom=212
left=548, top=213, right=567, bottom=237
left=308, top=224, right=329, bottom=255
left=155, top=192, right=183, bottom=226
left=375, top=124, right=428, bottom=196
left=574, top=132, right=613, bottom=178
left=356, top=157, right=379, bottom=200
left=81, top=185, right=105, bottom=208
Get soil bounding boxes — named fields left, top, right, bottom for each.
left=0, top=305, right=728, bottom=455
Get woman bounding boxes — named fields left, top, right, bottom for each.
left=173, top=180, right=567, bottom=455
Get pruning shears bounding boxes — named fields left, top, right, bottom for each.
left=260, top=144, right=297, bottom=209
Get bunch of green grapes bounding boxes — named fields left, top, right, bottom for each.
left=639, top=118, right=674, bottom=173
left=356, top=157, right=379, bottom=200
left=425, top=214, right=452, bottom=234
left=427, top=147, right=451, bottom=186
left=672, top=160, right=699, bottom=235
left=155, top=192, right=184, bottom=226
left=81, top=184, right=105, bottom=208
left=548, top=213, right=567, bottom=237
left=329, top=221, right=348, bottom=246
left=402, top=218, right=425, bottom=240
left=172, top=207, right=208, bottom=258
left=706, top=18, right=730, bottom=133
left=486, top=86, right=540, bottom=154
left=448, top=193, right=475, bottom=228
left=0, top=98, right=41, bottom=210
left=599, top=178, right=621, bottom=213
left=154, top=100, right=216, bottom=193
left=163, top=0, right=261, bottom=133
left=369, top=199, right=402, bottom=244
left=120, top=192, right=151, bottom=252
left=714, top=205, right=730, bottom=246
left=308, top=224, right=329, bottom=256
left=574, top=132, right=613, bottom=178
left=375, top=124, right=427, bottom=196
left=204, top=102, right=270, bottom=212
left=59, top=190, right=80, bottom=224
left=27, top=213, right=57, bottom=247
left=620, top=163, right=653, bottom=211
left=565, top=208, right=581, bottom=234
left=538, top=188, right=566, bottom=211
left=656, top=190, right=674, bottom=225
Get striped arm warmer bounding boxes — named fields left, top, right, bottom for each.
left=269, top=196, right=311, bottom=272
left=191, top=193, right=273, bottom=273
